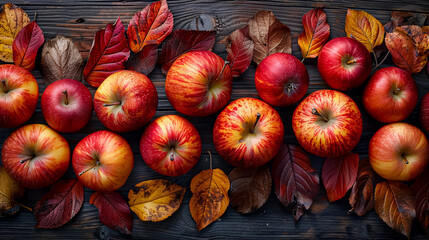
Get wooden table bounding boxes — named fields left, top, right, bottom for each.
left=1, top=0, right=429, bottom=239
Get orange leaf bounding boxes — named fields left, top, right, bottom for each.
left=12, top=21, right=44, bottom=71
left=298, top=8, right=330, bottom=59
left=423, top=26, right=429, bottom=34
left=190, top=168, right=230, bottom=231
left=345, top=9, right=385, bottom=53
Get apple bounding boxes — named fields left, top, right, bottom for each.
left=165, top=51, right=232, bottom=117
left=72, top=130, right=134, bottom=192
left=318, top=37, right=372, bottom=91
left=94, top=70, right=158, bottom=132
left=419, top=92, right=429, bottom=133
left=369, top=122, right=429, bottom=181
left=41, top=79, right=93, bottom=133
left=363, top=67, right=418, bottom=123
left=255, top=53, right=309, bottom=106
left=213, top=97, right=284, bottom=168
left=292, top=89, right=362, bottom=157
left=140, top=115, right=202, bottom=177
left=0, top=64, right=39, bottom=128
left=1, top=124, right=70, bottom=189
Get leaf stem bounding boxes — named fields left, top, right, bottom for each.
left=195, top=16, right=199, bottom=31
left=312, top=108, right=329, bottom=122
left=372, top=51, right=379, bottom=68
left=34, top=12, right=38, bottom=22
left=208, top=151, right=212, bottom=169
left=0, top=190, right=32, bottom=212
left=373, top=50, right=390, bottom=71
left=250, top=112, right=261, bottom=133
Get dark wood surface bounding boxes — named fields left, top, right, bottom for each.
left=1, top=0, right=429, bottom=239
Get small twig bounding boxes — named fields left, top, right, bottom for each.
left=208, top=151, right=212, bottom=169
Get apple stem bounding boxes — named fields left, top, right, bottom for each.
left=402, top=153, right=409, bottom=164
left=346, top=60, right=357, bottom=65
left=20, top=155, right=34, bottom=164
left=207, top=151, right=213, bottom=169
left=312, top=108, right=329, bottom=122
left=170, top=154, right=174, bottom=161
left=103, top=102, right=121, bottom=107
left=79, top=161, right=100, bottom=176
left=63, top=90, right=69, bottom=105
left=393, top=88, right=401, bottom=95
left=250, top=112, right=261, bottom=133
left=1, top=80, right=8, bottom=93
left=286, top=83, right=296, bottom=94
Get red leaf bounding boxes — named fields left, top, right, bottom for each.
left=158, top=30, right=215, bottom=74
left=127, top=0, right=173, bottom=53
left=272, top=144, right=319, bottom=220
left=90, top=191, right=133, bottom=235
left=298, top=8, right=330, bottom=59
left=126, top=44, right=158, bottom=76
left=322, top=153, right=359, bottom=202
left=12, top=21, right=44, bottom=71
left=84, top=17, right=130, bottom=88
left=34, top=179, right=84, bottom=229
left=225, top=26, right=254, bottom=77
left=412, top=169, right=429, bottom=230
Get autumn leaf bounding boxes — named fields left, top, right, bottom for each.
left=84, top=17, right=130, bottom=88
left=298, top=8, right=330, bottom=59
left=272, top=144, right=319, bottom=221
left=385, top=11, right=415, bottom=33
left=322, top=152, right=359, bottom=202
left=412, top=169, right=429, bottom=230
left=228, top=166, right=271, bottom=214
left=34, top=179, right=84, bottom=229
left=12, top=21, right=44, bottom=71
left=224, top=26, right=254, bottom=77
left=248, top=10, right=291, bottom=65
left=128, top=179, right=185, bottom=222
left=158, top=30, right=215, bottom=74
left=127, top=0, right=173, bottom=53
left=423, top=26, right=429, bottom=34
left=375, top=181, right=416, bottom=238
left=190, top=168, right=230, bottom=231
left=127, top=44, right=158, bottom=76
left=0, top=3, right=30, bottom=62
left=0, top=167, right=25, bottom=217
left=90, top=191, right=133, bottom=235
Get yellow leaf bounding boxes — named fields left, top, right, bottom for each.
left=0, top=167, right=25, bottom=216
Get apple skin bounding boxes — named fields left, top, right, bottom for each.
left=165, top=51, right=232, bottom=117
left=0, top=64, right=39, bottom=128
left=140, top=115, right=202, bottom=177
left=41, top=79, right=93, bottom=133
left=292, top=89, right=362, bottom=158
left=72, top=130, right=134, bottom=192
left=363, top=67, right=418, bottom=123
left=94, top=70, right=157, bottom=133
left=213, top=97, right=284, bottom=168
left=419, top=91, right=429, bottom=133
left=255, top=53, right=309, bottom=107
left=369, top=122, right=429, bottom=181
left=1, top=124, right=70, bottom=189
left=318, top=37, right=372, bottom=91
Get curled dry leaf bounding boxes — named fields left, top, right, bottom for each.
left=385, top=11, right=415, bottom=33
left=12, top=21, right=44, bottom=71
left=190, top=168, right=230, bottom=231
left=224, top=26, right=254, bottom=77
left=228, top=166, right=271, bottom=214
left=0, top=167, right=25, bottom=217
left=248, top=10, right=291, bottom=64
left=127, top=44, right=158, bottom=76
left=34, top=179, right=84, bottom=229
left=128, top=179, right=185, bottom=222
left=272, top=144, right=319, bottom=221
left=41, top=35, right=84, bottom=85
left=0, top=3, right=30, bottom=62
left=412, top=169, right=429, bottom=231
left=375, top=181, right=416, bottom=238
left=298, top=8, right=330, bottom=59
left=127, top=0, right=173, bottom=53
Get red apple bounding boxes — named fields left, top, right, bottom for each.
left=165, top=51, right=232, bottom=117
left=0, top=64, right=39, bottom=128
left=1, top=124, right=70, bottom=189
left=369, top=122, right=429, bottom=181
left=140, top=115, right=202, bottom=177
left=72, top=130, right=134, bottom=192
left=213, top=97, right=284, bottom=168
left=292, top=89, right=362, bottom=157
left=419, top=91, right=429, bottom=133
left=94, top=70, right=158, bottom=132
left=318, top=37, right=372, bottom=91
left=41, top=79, right=93, bottom=133
left=255, top=53, right=309, bottom=106
left=363, top=67, right=418, bottom=123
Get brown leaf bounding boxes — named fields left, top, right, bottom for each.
left=40, top=35, right=84, bottom=86
left=225, top=26, right=254, bottom=77
left=128, top=179, right=185, bottom=222
left=423, top=26, right=429, bottom=34
left=375, top=181, right=416, bottom=238
left=190, top=168, right=230, bottom=231
left=0, top=167, right=25, bottom=217
left=228, top=166, right=271, bottom=214
left=248, top=10, right=291, bottom=64
left=385, top=11, right=415, bottom=33
left=298, top=8, right=330, bottom=59
left=127, top=44, right=158, bottom=76
left=412, top=168, right=429, bottom=231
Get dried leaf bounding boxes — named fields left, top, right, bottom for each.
left=298, top=8, right=330, bottom=59
left=127, top=0, right=173, bottom=53
left=345, top=9, right=385, bottom=53
left=127, top=44, right=158, bottom=75
left=375, top=181, right=416, bottom=238
left=322, top=153, right=359, bottom=202
left=385, top=11, right=415, bottom=33
left=423, top=26, right=429, bottom=34
left=34, top=179, right=84, bottom=229
left=190, top=168, right=230, bottom=230
left=228, top=166, right=271, bottom=214
left=128, top=179, right=185, bottom=222
left=84, top=17, right=130, bottom=88
left=272, top=144, right=319, bottom=221
left=0, top=3, right=30, bottom=62
left=158, top=30, right=215, bottom=74
left=0, top=167, right=25, bottom=217
left=225, top=26, right=254, bottom=77
left=412, top=169, right=429, bottom=230
left=248, top=10, right=291, bottom=64
left=40, top=35, right=84, bottom=85
left=90, top=192, right=133, bottom=235
left=12, top=21, right=44, bottom=71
